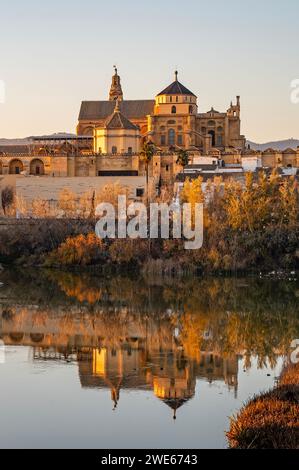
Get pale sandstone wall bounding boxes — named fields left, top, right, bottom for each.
left=15, top=176, right=148, bottom=204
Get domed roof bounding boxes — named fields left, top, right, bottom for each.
left=157, top=71, right=196, bottom=97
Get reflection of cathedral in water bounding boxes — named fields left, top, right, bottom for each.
left=33, top=342, right=238, bottom=419
left=1, top=306, right=239, bottom=419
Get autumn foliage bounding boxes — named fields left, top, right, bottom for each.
left=0, top=171, right=298, bottom=272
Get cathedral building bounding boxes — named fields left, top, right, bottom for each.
left=78, top=68, right=246, bottom=153
left=1, top=67, right=298, bottom=205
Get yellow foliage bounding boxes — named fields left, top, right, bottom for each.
left=46, top=233, right=104, bottom=266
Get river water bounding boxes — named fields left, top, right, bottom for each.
left=0, top=269, right=297, bottom=449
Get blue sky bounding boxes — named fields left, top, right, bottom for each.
left=0, top=0, right=298, bottom=141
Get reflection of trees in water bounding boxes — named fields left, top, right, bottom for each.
left=0, top=268, right=298, bottom=366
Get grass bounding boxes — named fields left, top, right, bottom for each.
left=227, top=363, right=299, bottom=449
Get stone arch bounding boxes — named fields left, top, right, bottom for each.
left=82, top=126, right=94, bottom=136
left=30, top=333, right=45, bottom=343
left=9, top=333, right=24, bottom=343
left=9, top=159, right=24, bottom=175
left=30, top=158, right=45, bottom=175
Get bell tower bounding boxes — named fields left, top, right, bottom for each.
left=109, top=66, right=123, bottom=101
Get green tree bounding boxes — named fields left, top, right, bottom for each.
left=176, top=149, right=189, bottom=173
left=140, top=140, right=155, bottom=205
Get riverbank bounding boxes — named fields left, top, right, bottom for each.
left=1, top=171, right=298, bottom=273
left=227, top=363, right=299, bottom=449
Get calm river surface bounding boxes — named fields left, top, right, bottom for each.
left=0, top=269, right=298, bottom=449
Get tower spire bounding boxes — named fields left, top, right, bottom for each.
left=114, top=97, right=120, bottom=113
left=109, top=66, right=123, bottom=101
left=175, top=70, right=178, bottom=81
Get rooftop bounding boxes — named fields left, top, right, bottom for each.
left=157, top=71, right=196, bottom=97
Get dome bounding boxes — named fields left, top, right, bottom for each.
left=157, top=71, right=196, bottom=97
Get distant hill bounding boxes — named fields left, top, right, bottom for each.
left=246, top=139, right=299, bottom=151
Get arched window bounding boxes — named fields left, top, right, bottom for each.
left=171, top=106, right=176, bottom=114
left=217, top=135, right=223, bottom=146
left=177, top=135, right=183, bottom=146
left=168, top=129, right=175, bottom=146
left=208, top=130, right=216, bottom=146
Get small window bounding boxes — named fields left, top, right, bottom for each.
left=217, top=135, right=223, bottom=146
left=208, top=120, right=215, bottom=127
left=170, top=96, right=172, bottom=103
left=176, top=96, right=178, bottom=102
left=166, top=165, right=169, bottom=172
left=161, top=135, right=166, bottom=146
left=167, top=120, right=176, bottom=125
left=168, top=128, right=175, bottom=146
left=128, top=147, right=133, bottom=154
left=189, top=105, right=193, bottom=114
left=177, top=135, right=183, bottom=145
left=136, top=188, right=144, bottom=197
left=112, top=146, right=117, bottom=154
left=171, top=106, right=177, bottom=114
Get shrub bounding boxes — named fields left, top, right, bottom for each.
left=45, top=233, right=105, bottom=266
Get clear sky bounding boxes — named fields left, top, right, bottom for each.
left=0, top=0, right=298, bottom=141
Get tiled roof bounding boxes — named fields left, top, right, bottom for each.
left=104, top=110, right=138, bottom=130
left=0, top=145, right=30, bottom=154
left=79, top=100, right=155, bottom=120
left=157, top=80, right=196, bottom=97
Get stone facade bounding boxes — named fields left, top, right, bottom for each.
left=1, top=68, right=298, bottom=194
left=78, top=69, right=246, bottom=153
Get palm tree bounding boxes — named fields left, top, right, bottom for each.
left=176, top=149, right=189, bottom=173
left=140, top=140, right=155, bottom=205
